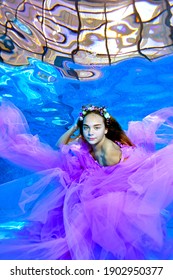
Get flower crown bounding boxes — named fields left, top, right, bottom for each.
left=79, top=105, right=111, bottom=123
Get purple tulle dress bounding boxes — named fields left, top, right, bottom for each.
left=0, top=101, right=173, bottom=260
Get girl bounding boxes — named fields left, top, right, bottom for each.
left=56, top=105, right=134, bottom=166
left=0, top=101, right=173, bottom=260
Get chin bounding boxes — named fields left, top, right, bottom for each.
left=87, top=140, right=98, bottom=145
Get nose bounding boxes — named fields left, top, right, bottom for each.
left=88, top=128, right=94, bottom=135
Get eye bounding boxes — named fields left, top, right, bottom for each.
left=83, top=126, right=88, bottom=130
left=94, top=126, right=100, bottom=130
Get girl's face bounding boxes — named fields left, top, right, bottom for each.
left=82, top=113, right=108, bottom=145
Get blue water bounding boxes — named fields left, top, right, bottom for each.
left=0, top=55, right=173, bottom=183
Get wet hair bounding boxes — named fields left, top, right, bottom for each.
left=77, top=107, right=134, bottom=146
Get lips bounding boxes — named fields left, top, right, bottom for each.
left=88, top=138, right=96, bottom=141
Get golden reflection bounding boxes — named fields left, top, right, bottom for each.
left=0, top=0, right=173, bottom=68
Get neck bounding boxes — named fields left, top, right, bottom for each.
left=91, top=135, right=107, bottom=153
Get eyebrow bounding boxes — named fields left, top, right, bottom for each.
left=83, top=124, right=102, bottom=127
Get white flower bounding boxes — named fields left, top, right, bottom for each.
left=104, top=112, right=110, bottom=119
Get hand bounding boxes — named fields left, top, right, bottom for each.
left=71, top=117, right=79, bottom=132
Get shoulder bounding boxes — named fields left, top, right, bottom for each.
left=105, top=139, right=121, bottom=152
left=104, top=140, right=122, bottom=165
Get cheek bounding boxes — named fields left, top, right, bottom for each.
left=101, top=128, right=106, bottom=134
left=97, top=130, right=104, bottom=137
left=82, top=129, right=87, bottom=136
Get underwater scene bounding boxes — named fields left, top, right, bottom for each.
left=0, top=0, right=173, bottom=260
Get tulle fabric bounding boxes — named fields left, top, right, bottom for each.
left=0, top=101, right=173, bottom=260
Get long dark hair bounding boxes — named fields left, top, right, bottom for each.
left=77, top=108, right=134, bottom=147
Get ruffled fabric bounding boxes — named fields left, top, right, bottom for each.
left=0, top=101, right=173, bottom=260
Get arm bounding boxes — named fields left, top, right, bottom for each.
left=56, top=123, right=79, bottom=148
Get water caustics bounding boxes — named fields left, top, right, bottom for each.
left=0, top=0, right=173, bottom=69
